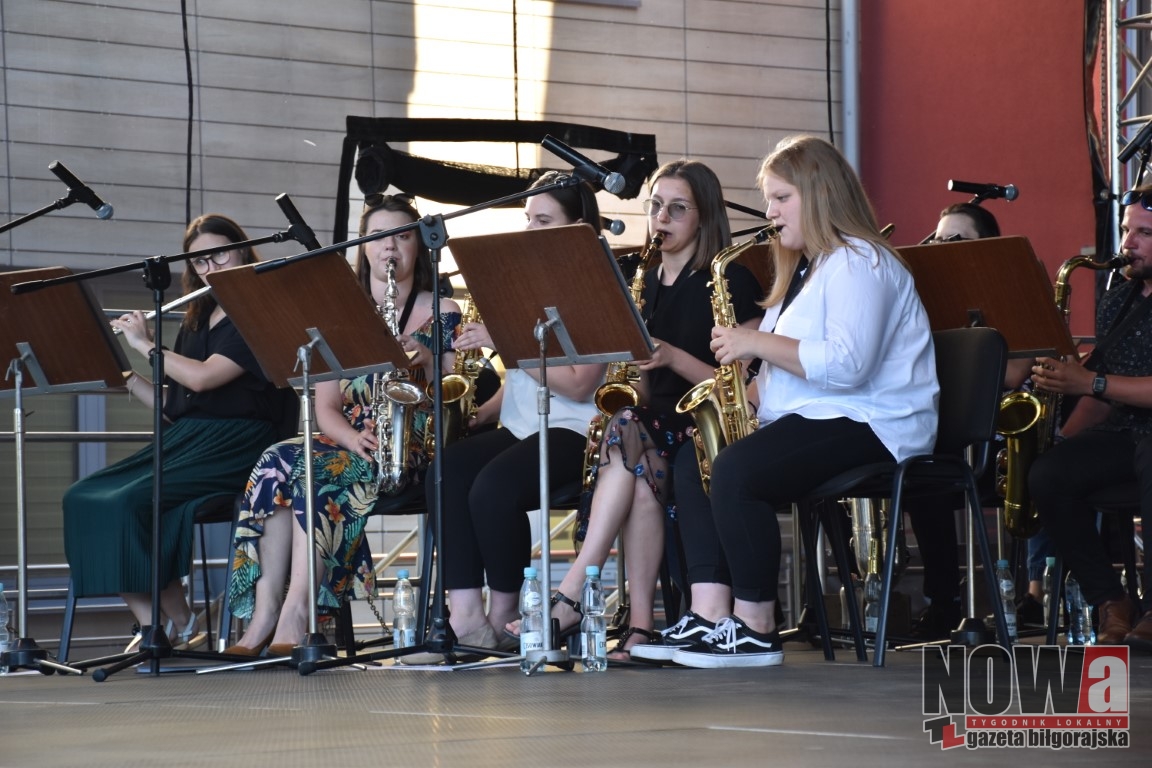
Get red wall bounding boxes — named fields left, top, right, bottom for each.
left=860, top=2, right=1098, bottom=335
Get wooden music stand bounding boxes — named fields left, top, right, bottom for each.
left=199, top=250, right=408, bottom=672
left=449, top=223, right=653, bottom=368
left=0, top=267, right=128, bottom=675
left=898, top=236, right=1076, bottom=358
left=205, top=250, right=408, bottom=387
left=449, top=223, right=654, bottom=673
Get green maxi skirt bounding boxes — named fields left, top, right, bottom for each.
left=62, top=417, right=278, bottom=597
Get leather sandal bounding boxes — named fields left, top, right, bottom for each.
left=504, top=590, right=583, bottom=642
left=608, top=627, right=657, bottom=660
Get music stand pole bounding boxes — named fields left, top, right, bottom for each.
left=521, top=318, right=570, bottom=674
left=2, top=354, right=79, bottom=674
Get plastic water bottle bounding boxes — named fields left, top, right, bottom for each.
left=392, top=569, right=416, bottom=649
left=995, top=560, right=1019, bottom=643
left=0, top=582, right=11, bottom=675
left=580, top=565, right=607, bottom=672
left=1042, top=557, right=1057, bottom=625
left=518, top=567, right=545, bottom=671
left=1064, top=573, right=1095, bottom=645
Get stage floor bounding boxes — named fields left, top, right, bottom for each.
left=2, top=638, right=1150, bottom=767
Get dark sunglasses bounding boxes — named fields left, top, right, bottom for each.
left=1120, top=189, right=1152, bottom=210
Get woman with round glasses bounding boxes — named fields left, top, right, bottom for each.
left=223, top=194, right=462, bottom=656
left=506, top=160, right=764, bottom=661
left=62, top=214, right=294, bottom=652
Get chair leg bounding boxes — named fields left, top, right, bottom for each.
left=59, top=578, right=77, bottom=664
left=969, top=486, right=1010, bottom=649
left=198, top=523, right=214, bottom=650
left=417, top=516, right=435, bottom=642
left=797, top=501, right=835, bottom=660
left=820, top=500, right=867, bottom=661
left=1117, top=514, right=1141, bottom=607
left=1046, top=556, right=1064, bottom=645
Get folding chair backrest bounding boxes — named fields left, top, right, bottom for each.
left=931, top=327, right=1007, bottom=456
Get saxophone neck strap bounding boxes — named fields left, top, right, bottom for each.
left=1084, top=279, right=1152, bottom=372
left=749, top=256, right=810, bottom=383
left=398, top=286, right=420, bottom=335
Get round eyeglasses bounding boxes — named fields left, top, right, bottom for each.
left=190, top=251, right=234, bottom=273
left=642, top=199, right=697, bottom=221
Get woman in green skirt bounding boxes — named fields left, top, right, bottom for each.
left=62, top=214, right=293, bottom=650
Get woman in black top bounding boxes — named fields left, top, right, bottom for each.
left=509, top=160, right=763, bottom=658
left=62, top=214, right=291, bottom=651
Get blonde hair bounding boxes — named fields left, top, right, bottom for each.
left=757, top=135, right=899, bottom=306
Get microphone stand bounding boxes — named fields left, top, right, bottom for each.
left=11, top=228, right=304, bottom=680
left=273, top=175, right=596, bottom=674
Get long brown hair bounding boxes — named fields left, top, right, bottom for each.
left=648, top=159, right=730, bottom=272
left=757, top=135, right=898, bottom=307
left=354, top=194, right=432, bottom=294
left=180, top=214, right=259, bottom=331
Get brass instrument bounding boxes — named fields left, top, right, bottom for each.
left=995, top=252, right=1130, bottom=538
left=593, top=233, right=663, bottom=417
left=675, top=225, right=778, bottom=492
left=372, top=257, right=426, bottom=496
left=435, top=298, right=484, bottom=444
left=580, top=233, right=663, bottom=496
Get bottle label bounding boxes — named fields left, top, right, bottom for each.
left=520, top=630, right=544, bottom=655
left=591, top=630, right=607, bottom=659
left=394, top=627, right=416, bottom=649
left=865, top=616, right=878, bottom=633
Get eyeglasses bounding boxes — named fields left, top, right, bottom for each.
left=927, top=233, right=967, bottom=244
left=1120, top=189, right=1152, bottom=211
left=189, top=251, right=233, bottom=272
left=642, top=199, right=697, bottom=221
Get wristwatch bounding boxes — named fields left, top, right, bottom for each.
left=1092, top=374, right=1108, bottom=398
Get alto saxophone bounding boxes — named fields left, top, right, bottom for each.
left=435, top=298, right=484, bottom=444
left=995, top=251, right=1130, bottom=538
left=372, top=257, right=427, bottom=496
left=581, top=234, right=663, bottom=495
left=675, top=225, right=777, bottom=493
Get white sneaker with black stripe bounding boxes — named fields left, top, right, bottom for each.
left=628, top=611, right=716, bottom=662
left=671, top=616, right=784, bottom=668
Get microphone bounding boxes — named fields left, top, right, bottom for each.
left=947, top=179, right=1019, bottom=201
left=541, top=135, right=626, bottom=195
left=601, top=216, right=626, bottom=236
left=49, top=161, right=113, bottom=219
left=1118, top=117, right=1152, bottom=164
left=275, top=193, right=322, bottom=251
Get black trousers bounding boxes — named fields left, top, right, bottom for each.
left=1029, top=427, right=1152, bottom=605
left=435, top=426, right=587, bottom=594
left=675, top=414, right=893, bottom=604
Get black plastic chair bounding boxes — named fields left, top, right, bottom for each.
left=793, top=327, right=1012, bottom=666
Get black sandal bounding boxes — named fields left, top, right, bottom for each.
left=608, top=627, right=657, bottom=659
left=505, top=591, right=584, bottom=644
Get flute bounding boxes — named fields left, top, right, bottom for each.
left=110, top=285, right=211, bottom=335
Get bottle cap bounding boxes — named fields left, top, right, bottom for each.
left=523, top=567, right=537, bottom=578
left=995, top=559, right=1009, bottom=569
left=585, top=565, right=600, bottom=577
left=1045, top=556, right=1056, bottom=566
left=397, top=569, right=409, bottom=579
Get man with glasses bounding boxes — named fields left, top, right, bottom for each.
left=1027, top=185, right=1152, bottom=650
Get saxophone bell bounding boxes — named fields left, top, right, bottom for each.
left=675, top=225, right=777, bottom=492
